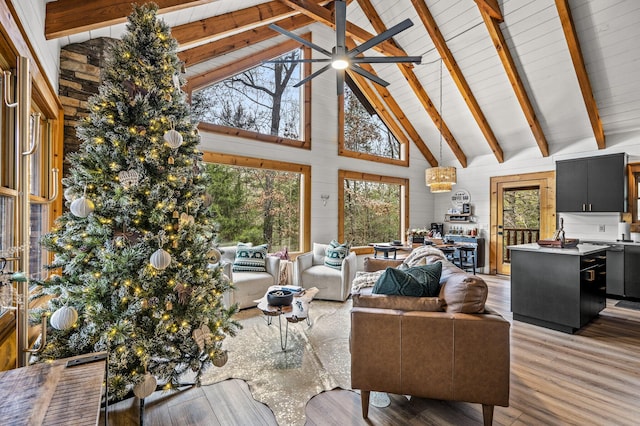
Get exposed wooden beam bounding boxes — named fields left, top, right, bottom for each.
left=345, top=37, right=437, bottom=167
left=555, top=0, right=605, bottom=149
left=179, top=14, right=313, bottom=67
left=478, top=5, right=549, bottom=157
left=474, top=0, right=503, bottom=22
left=186, top=33, right=310, bottom=93
left=277, top=0, right=409, bottom=59
left=355, top=0, right=466, bottom=168
left=411, top=0, right=504, bottom=163
left=45, top=0, right=217, bottom=40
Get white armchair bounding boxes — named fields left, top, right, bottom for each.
left=219, top=245, right=280, bottom=309
left=294, top=242, right=357, bottom=301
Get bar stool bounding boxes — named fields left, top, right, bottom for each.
left=457, top=246, right=476, bottom=275
left=439, top=246, right=456, bottom=262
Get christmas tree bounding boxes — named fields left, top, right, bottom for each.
left=34, top=3, right=238, bottom=400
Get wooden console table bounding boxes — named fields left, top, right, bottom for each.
left=0, top=352, right=107, bottom=425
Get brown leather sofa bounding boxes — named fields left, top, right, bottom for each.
left=350, top=255, right=510, bottom=425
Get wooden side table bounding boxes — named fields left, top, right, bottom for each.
left=0, top=352, right=107, bottom=425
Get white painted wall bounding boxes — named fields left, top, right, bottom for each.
left=11, top=0, right=61, bottom=90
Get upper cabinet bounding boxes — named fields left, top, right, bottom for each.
left=556, top=153, right=626, bottom=212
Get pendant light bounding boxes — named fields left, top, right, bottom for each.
left=425, top=59, right=456, bottom=193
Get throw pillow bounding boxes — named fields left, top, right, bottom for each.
left=439, top=273, right=488, bottom=313
left=233, top=243, right=268, bottom=272
left=372, top=267, right=425, bottom=297
left=324, top=240, right=350, bottom=270
left=403, top=261, right=443, bottom=297
left=351, top=270, right=385, bottom=291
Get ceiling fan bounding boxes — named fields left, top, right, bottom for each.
left=267, top=0, right=422, bottom=95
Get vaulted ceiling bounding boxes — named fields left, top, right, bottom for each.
left=44, top=0, right=640, bottom=168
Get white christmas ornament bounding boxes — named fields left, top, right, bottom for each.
left=163, top=129, right=183, bottom=149
left=150, top=248, right=171, bottom=270
left=70, top=196, right=95, bottom=218
left=50, top=305, right=78, bottom=330
left=133, top=372, right=157, bottom=399
left=118, top=169, right=140, bottom=189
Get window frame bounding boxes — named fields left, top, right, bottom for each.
left=202, top=151, right=311, bottom=254
left=338, top=75, right=409, bottom=167
left=337, top=169, right=409, bottom=255
left=190, top=37, right=312, bottom=150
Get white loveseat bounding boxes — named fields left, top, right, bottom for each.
left=219, top=245, right=280, bottom=309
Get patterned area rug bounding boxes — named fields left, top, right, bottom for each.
left=201, top=300, right=352, bottom=425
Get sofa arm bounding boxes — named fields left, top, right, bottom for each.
left=341, top=252, right=357, bottom=297
left=221, top=261, right=233, bottom=281
left=266, top=255, right=281, bottom=284
left=293, top=251, right=313, bottom=286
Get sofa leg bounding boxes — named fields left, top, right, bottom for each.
left=482, top=404, right=494, bottom=426
left=361, top=390, right=370, bottom=418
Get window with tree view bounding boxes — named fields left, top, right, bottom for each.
left=341, top=173, right=406, bottom=246
left=343, top=84, right=401, bottom=160
left=192, top=49, right=303, bottom=141
left=204, top=163, right=301, bottom=252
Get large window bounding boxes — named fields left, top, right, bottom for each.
left=338, top=170, right=408, bottom=247
left=202, top=152, right=310, bottom=253
left=191, top=39, right=312, bottom=149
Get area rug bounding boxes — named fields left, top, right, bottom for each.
left=615, top=300, right=640, bottom=311
left=201, top=299, right=352, bottom=425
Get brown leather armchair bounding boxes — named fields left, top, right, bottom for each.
left=350, top=256, right=510, bottom=425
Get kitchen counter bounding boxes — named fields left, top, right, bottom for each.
left=508, top=242, right=609, bottom=256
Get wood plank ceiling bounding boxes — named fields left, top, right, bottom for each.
left=45, top=0, right=640, bottom=167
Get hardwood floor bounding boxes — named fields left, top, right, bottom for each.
left=103, top=274, right=640, bottom=425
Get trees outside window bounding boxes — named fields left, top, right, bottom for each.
left=192, top=49, right=303, bottom=141
left=203, top=159, right=305, bottom=253
left=339, top=171, right=408, bottom=247
left=343, top=84, right=401, bottom=160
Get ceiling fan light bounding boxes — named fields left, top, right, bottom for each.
left=331, top=58, right=349, bottom=70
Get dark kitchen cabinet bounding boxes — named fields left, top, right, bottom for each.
left=556, top=153, right=625, bottom=212
left=624, top=245, right=640, bottom=298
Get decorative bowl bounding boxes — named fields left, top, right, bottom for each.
left=391, top=240, right=402, bottom=246
left=267, top=289, right=293, bottom=306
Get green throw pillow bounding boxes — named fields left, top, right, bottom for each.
left=324, top=240, right=350, bottom=270
left=372, top=262, right=443, bottom=297
left=403, top=262, right=443, bottom=297
left=372, top=267, right=425, bottom=297
left=233, top=243, right=268, bottom=272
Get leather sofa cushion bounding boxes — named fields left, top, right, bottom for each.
left=439, top=272, right=487, bottom=313
left=363, top=257, right=403, bottom=272
left=352, top=292, right=444, bottom=312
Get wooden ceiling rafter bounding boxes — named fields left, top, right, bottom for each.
left=45, top=0, right=216, bottom=40
left=475, top=0, right=503, bottom=22
left=555, top=0, right=605, bottom=149
left=276, top=0, right=409, bottom=59
left=410, top=0, right=504, bottom=163
left=171, top=0, right=331, bottom=48
left=185, top=33, right=311, bottom=93
left=178, top=14, right=313, bottom=67
left=355, top=0, right=466, bottom=168
left=476, top=2, right=549, bottom=157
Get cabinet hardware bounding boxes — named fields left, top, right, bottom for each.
left=586, top=270, right=595, bottom=282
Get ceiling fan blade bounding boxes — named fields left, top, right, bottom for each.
left=264, top=58, right=331, bottom=64
left=293, top=63, right=332, bottom=87
left=269, top=23, right=332, bottom=57
left=336, top=68, right=345, bottom=96
left=335, top=0, right=347, bottom=52
left=348, top=18, right=414, bottom=57
left=348, top=64, right=390, bottom=87
left=351, top=56, right=422, bottom=64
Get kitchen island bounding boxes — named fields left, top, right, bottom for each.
left=509, top=243, right=608, bottom=333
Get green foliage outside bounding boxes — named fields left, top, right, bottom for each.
left=33, top=4, right=239, bottom=400
left=503, top=189, right=540, bottom=229
left=205, top=164, right=301, bottom=252
left=344, top=179, right=401, bottom=246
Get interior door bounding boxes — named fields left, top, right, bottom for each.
left=490, top=172, right=556, bottom=275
